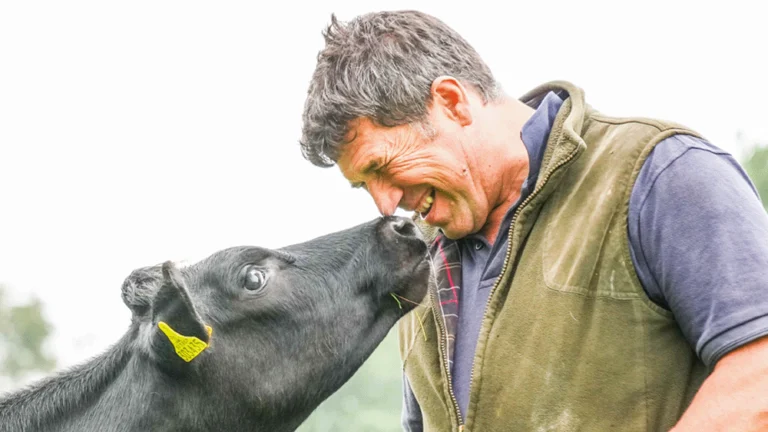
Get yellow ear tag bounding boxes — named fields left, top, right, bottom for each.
left=158, top=321, right=213, bottom=362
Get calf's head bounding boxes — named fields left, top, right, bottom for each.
left=121, top=215, right=430, bottom=428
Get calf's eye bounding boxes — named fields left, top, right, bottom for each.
left=244, top=267, right=268, bottom=291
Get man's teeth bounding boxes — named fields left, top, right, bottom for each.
left=419, top=194, right=433, bottom=212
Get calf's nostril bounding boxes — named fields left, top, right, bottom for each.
left=389, top=217, right=419, bottom=238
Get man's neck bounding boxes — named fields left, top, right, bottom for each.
left=476, top=97, right=535, bottom=245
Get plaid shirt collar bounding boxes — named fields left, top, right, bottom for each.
left=429, top=233, right=462, bottom=371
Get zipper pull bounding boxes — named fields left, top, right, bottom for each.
left=458, top=426, right=465, bottom=432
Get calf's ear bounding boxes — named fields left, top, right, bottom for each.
left=122, top=264, right=162, bottom=319
left=148, top=261, right=213, bottom=369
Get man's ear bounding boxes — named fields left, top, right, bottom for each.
left=147, top=261, right=213, bottom=369
left=429, top=76, right=473, bottom=127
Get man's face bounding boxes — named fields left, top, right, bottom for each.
left=337, top=114, right=492, bottom=240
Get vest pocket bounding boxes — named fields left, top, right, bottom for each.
left=539, top=183, right=643, bottom=300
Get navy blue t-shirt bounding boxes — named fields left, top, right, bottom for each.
left=402, top=92, right=768, bottom=429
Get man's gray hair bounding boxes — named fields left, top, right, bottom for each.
left=299, top=10, right=502, bottom=167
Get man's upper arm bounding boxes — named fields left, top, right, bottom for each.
left=628, top=133, right=768, bottom=367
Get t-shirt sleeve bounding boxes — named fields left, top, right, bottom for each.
left=628, top=133, right=768, bottom=368
left=401, top=373, right=424, bottom=431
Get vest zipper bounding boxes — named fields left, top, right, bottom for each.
left=429, top=282, right=465, bottom=429
left=463, top=144, right=580, bottom=427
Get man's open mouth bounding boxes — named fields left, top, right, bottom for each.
left=418, top=188, right=436, bottom=218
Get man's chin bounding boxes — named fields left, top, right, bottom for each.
left=434, top=224, right=468, bottom=241
left=437, top=217, right=487, bottom=241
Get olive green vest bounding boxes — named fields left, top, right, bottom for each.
left=398, top=81, right=709, bottom=432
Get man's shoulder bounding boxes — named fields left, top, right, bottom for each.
left=645, top=132, right=728, bottom=171
left=586, top=107, right=702, bottom=136
left=577, top=108, right=707, bottom=170
left=632, top=133, right=741, bottom=206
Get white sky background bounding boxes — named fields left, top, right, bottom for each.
left=0, top=1, right=766, bottom=374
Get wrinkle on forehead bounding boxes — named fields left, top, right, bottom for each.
left=338, top=118, right=423, bottom=182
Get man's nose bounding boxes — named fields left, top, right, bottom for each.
left=367, top=179, right=403, bottom=216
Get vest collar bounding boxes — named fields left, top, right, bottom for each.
left=518, top=80, right=588, bottom=192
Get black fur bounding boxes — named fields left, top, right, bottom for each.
left=0, top=216, right=429, bottom=432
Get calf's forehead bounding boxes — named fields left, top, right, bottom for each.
left=192, top=246, right=286, bottom=274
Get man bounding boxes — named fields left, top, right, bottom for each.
left=299, top=10, right=768, bottom=432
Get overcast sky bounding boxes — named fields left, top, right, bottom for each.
left=1, top=0, right=766, bottom=374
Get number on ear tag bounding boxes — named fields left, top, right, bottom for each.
left=158, top=321, right=213, bottom=362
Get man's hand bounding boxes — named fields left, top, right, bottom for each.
left=671, top=335, right=768, bottom=431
